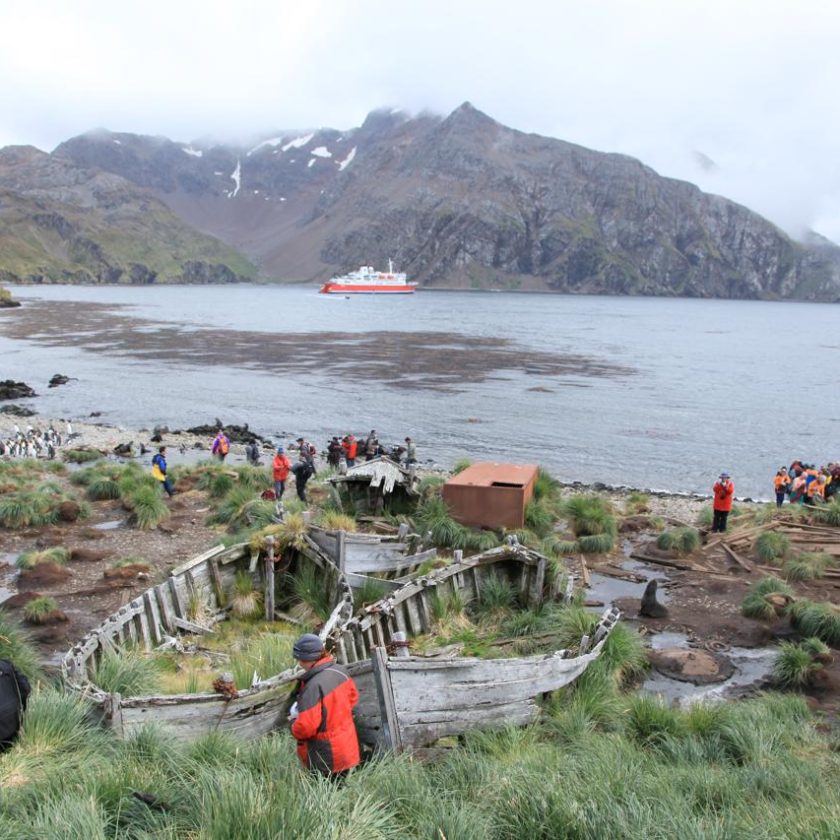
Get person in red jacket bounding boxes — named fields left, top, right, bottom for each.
left=712, top=472, right=734, bottom=532
left=272, top=446, right=291, bottom=500
left=289, top=634, right=360, bottom=777
left=342, top=434, right=358, bottom=468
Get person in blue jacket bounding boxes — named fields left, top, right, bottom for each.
left=151, top=446, right=175, bottom=497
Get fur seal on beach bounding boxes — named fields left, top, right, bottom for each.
left=639, top=579, right=668, bottom=619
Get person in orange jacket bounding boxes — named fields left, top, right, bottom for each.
left=774, top=467, right=790, bottom=509
left=342, top=434, right=358, bottom=468
left=272, top=446, right=291, bottom=500
left=712, top=472, right=734, bottom=532
left=289, top=634, right=360, bottom=778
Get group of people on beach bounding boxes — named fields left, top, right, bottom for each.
left=205, top=428, right=416, bottom=506
left=773, top=461, right=840, bottom=508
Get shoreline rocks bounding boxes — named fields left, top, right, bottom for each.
left=0, top=380, right=36, bottom=401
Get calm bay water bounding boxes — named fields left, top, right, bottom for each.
left=1, top=284, right=838, bottom=500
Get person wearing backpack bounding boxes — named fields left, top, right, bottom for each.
left=0, top=659, right=31, bottom=753
left=212, top=430, right=230, bottom=462
left=151, top=446, right=175, bottom=497
left=291, top=453, right=314, bottom=503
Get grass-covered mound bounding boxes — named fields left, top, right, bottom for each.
left=0, top=689, right=837, bottom=838
left=0, top=461, right=89, bottom=529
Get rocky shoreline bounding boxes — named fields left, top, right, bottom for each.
left=0, top=413, right=736, bottom=524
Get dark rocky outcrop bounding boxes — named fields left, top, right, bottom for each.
left=48, top=373, right=74, bottom=388
left=0, top=380, right=36, bottom=401
left=186, top=421, right=268, bottom=445
left=0, top=404, right=37, bottom=416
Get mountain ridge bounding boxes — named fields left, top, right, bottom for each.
left=0, top=103, right=837, bottom=300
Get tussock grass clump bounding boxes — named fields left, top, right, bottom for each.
left=533, top=468, right=560, bottom=502
left=315, top=510, right=358, bottom=532
left=62, top=448, right=102, bottom=464
left=576, top=532, right=616, bottom=554
left=413, top=493, right=498, bottom=552
left=0, top=490, right=60, bottom=528
left=233, top=465, right=272, bottom=493
left=625, top=491, right=650, bottom=514
left=354, top=577, right=388, bottom=607
left=430, top=588, right=467, bottom=624
left=452, top=458, right=472, bottom=475
left=656, top=526, right=701, bottom=555
left=789, top=600, right=840, bottom=646
left=230, top=633, right=294, bottom=689
left=16, top=546, right=69, bottom=569
left=783, top=551, right=831, bottom=582
left=211, top=488, right=276, bottom=531
left=696, top=507, right=714, bottom=529
left=627, top=694, right=686, bottom=746
left=741, top=576, right=793, bottom=621
left=756, top=531, right=791, bottom=564
left=0, top=609, right=43, bottom=681
left=813, top=498, right=840, bottom=527
left=561, top=494, right=616, bottom=538
left=773, top=640, right=825, bottom=688
left=551, top=606, right=647, bottom=685
left=90, top=648, right=163, bottom=696
left=85, top=475, right=122, bottom=501
left=22, top=596, right=63, bottom=624
left=126, top=485, right=170, bottom=529
left=476, top=571, right=517, bottom=612
left=230, top=570, right=262, bottom=619
left=524, top=499, right=555, bottom=538
left=292, top=563, right=331, bottom=620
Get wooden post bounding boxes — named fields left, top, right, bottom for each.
left=264, top=537, right=276, bottom=622
left=108, top=692, right=124, bottom=737
left=337, top=530, right=346, bottom=572
left=371, top=646, right=402, bottom=753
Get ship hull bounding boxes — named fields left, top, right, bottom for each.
left=319, top=283, right=416, bottom=294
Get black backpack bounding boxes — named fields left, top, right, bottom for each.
left=0, top=659, right=31, bottom=750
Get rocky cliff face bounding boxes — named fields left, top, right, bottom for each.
left=6, top=105, right=840, bottom=299
left=0, top=146, right=256, bottom=285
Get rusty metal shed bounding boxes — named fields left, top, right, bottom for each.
left=442, top=462, right=539, bottom=530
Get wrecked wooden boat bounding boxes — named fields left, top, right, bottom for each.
left=308, top=524, right=437, bottom=592
left=350, top=608, right=619, bottom=751
left=61, top=538, right=354, bottom=739
left=63, top=538, right=618, bottom=748
left=330, top=457, right=418, bottom=514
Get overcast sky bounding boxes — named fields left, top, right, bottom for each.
left=2, top=0, right=839, bottom=241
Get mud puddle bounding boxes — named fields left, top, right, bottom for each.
left=642, top=631, right=776, bottom=706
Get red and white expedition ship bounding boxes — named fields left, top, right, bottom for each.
left=319, top=260, right=416, bottom=294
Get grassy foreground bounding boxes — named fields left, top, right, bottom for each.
left=1, top=687, right=838, bottom=838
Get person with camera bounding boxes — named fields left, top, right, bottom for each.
left=712, top=472, right=734, bottom=532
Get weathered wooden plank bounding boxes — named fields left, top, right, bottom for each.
left=263, top=555, right=275, bottom=621
left=143, top=591, right=163, bottom=646
left=135, top=610, right=151, bottom=651
left=155, top=583, right=175, bottom=634
left=371, top=647, right=401, bottom=752
left=208, top=557, right=225, bottom=608
left=172, top=616, right=212, bottom=635
left=168, top=576, right=186, bottom=618
left=722, top=543, right=754, bottom=572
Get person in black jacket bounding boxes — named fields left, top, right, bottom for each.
left=0, top=659, right=31, bottom=752
left=291, top=453, right=314, bottom=503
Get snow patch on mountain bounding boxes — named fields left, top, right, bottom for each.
left=281, top=133, right=313, bottom=152
left=310, top=146, right=331, bottom=158
left=338, top=147, right=357, bottom=171
left=228, top=159, right=241, bottom=198
left=182, top=146, right=203, bottom=157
